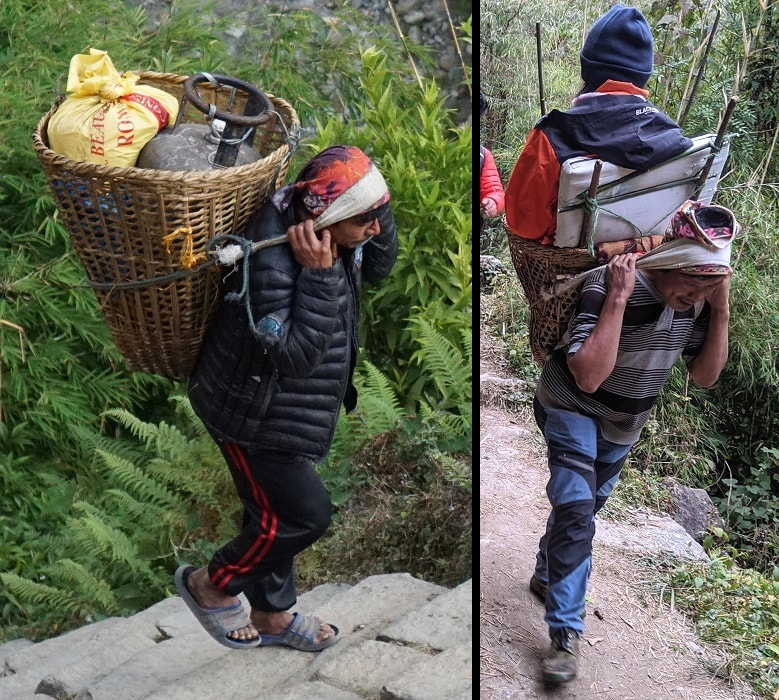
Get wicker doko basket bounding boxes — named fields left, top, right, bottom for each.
left=507, top=230, right=599, bottom=366
left=32, top=71, right=299, bottom=379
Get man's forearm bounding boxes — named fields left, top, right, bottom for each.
left=568, top=295, right=627, bottom=393
left=689, top=308, right=729, bottom=387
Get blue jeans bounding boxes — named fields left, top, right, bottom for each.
left=533, top=398, right=632, bottom=634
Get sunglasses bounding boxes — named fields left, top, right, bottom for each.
left=353, top=208, right=382, bottom=226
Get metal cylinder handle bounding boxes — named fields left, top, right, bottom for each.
left=183, top=73, right=274, bottom=127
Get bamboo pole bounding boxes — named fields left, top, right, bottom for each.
left=386, top=1, right=424, bottom=91
left=441, top=0, right=471, bottom=97
left=678, top=10, right=720, bottom=127
left=536, top=22, right=546, bottom=116
left=693, top=96, right=738, bottom=196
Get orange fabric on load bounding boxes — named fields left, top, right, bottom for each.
left=594, top=234, right=665, bottom=262
left=505, top=128, right=560, bottom=242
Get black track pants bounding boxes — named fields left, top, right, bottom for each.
left=206, top=438, right=333, bottom=612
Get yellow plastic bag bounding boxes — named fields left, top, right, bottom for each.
left=47, top=49, right=179, bottom=167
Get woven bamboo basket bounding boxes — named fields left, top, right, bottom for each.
left=507, top=229, right=599, bottom=366
left=32, top=71, right=299, bottom=379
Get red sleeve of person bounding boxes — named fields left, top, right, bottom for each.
left=479, top=91, right=506, bottom=219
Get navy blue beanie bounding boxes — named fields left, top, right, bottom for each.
left=580, top=4, right=653, bottom=89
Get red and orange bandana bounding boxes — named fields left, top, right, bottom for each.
left=295, top=146, right=390, bottom=229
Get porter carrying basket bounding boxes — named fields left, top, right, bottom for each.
left=33, top=71, right=299, bottom=379
left=507, top=100, right=737, bottom=367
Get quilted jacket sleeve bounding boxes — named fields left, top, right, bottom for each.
left=244, top=208, right=342, bottom=379
left=362, top=204, right=399, bottom=283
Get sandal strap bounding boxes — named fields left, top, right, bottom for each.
left=202, top=602, right=252, bottom=634
left=284, top=613, right=320, bottom=644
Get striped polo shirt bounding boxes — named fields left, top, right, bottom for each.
left=535, top=269, right=710, bottom=445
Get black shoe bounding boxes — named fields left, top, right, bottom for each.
left=529, top=574, right=547, bottom=602
left=542, top=627, right=579, bottom=684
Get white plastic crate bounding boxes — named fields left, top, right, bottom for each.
left=554, top=134, right=731, bottom=248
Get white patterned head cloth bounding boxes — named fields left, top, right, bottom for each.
left=636, top=237, right=732, bottom=276
left=294, top=146, right=390, bottom=231
left=651, top=200, right=739, bottom=275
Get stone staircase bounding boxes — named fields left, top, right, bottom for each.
left=0, top=573, right=472, bottom=699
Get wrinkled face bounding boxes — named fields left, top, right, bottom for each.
left=652, top=270, right=725, bottom=311
left=326, top=210, right=381, bottom=248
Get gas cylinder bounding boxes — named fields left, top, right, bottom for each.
left=136, top=73, right=274, bottom=171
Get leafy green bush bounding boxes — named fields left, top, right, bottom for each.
left=667, top=553, right=779, bottom=698
left=0, top=397, right=238, bottom=639
left=718, top=448, right=779, bottom=571
left=305, top=47, right=472, bottom=411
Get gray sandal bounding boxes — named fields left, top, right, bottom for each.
left=258, top=612, right=340, bottom=651
left=174, top=564, right=260, bottom=649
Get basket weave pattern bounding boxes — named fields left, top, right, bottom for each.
left=506, top=230, right=598, bottom=366
left=33, top=72, right=299, bottom=379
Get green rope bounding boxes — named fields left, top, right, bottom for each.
left=84, top=257, right=218, bottom=290
left=583, top=193, right=599, bottom=256
left=207, top=233, right=290, bottom=341
left=209, top=234, right=266, bottom=340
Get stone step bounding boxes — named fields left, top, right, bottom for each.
left=310, top=579, right=474, bottom=699
left=0, top=616, right=158, bottom=699
left=262, top=681, right=363, bottom=699
left=378, top=578, right=473, bottom=651
left=381, top=640, right=473, bottom=700
left=142, top=573, right=447, bottom=699
left=85, top=581, right=352, bottom=700
left=0, top=574, right=472, bottom=700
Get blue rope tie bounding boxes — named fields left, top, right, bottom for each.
left=206, top=234, right=268, bottom=341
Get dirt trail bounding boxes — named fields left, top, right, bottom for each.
left=478, top=342, right=758, bottom=700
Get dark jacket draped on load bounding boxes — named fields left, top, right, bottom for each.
left=188, top=196, right=398, bottom=461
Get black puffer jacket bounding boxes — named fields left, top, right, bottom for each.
left=188, top=194, right=398, bottom=461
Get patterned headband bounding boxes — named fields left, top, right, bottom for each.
left=296, top=146, right=390, bottom=220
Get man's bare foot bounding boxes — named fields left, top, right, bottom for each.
left=250, top=609, right=336, bottom=644
left=187, top=567, right=258, bottom=642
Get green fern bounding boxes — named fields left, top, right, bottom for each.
left=102, top=408, right=187, bottom=453
left=409, top=319, right=472, bottom=412
left=436, top=453, right=472, bottom=494
left=95, top=449, right=185, bottom=511
left=358, top=360, right=405, bottom=431
left=170, top=394, right=208, bottom=438
left=43, top=558, right=117, bottom=611
left=101, top=407, right=157, bottom=442
left=105, top=488, right=173, bottom=534
left=0, top=572, right=96, bottom=617
left=419, top=401, right=472, bottom=439
left=66, top=502, right=153, bottom=578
